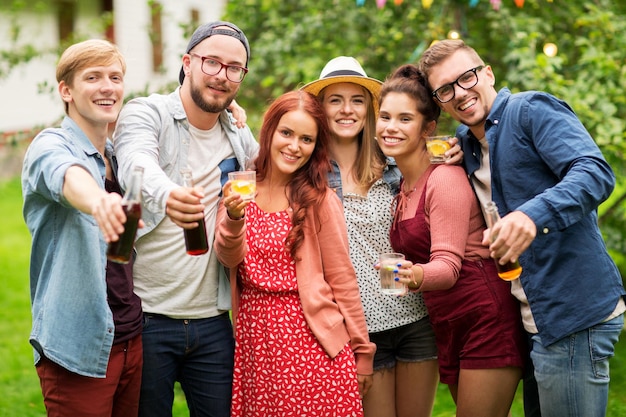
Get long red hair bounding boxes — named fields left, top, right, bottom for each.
left=254, top=90, right=331, bottom=259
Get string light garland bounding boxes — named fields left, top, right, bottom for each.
left=358, top=0, right=557, bottom=10
left=359, top=0, right=560, bottom=59
left=543, top=42, right=558, bottom=57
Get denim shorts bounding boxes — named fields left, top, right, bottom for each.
left=369, top=316, right=438, bottom=371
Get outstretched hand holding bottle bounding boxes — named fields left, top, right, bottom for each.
left=107, top=166, right=144, bottom=263
left=165, top=168, right=209, bottom=255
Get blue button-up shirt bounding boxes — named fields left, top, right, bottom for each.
left=22, top=117, right=114, bottom=377
left=458, top=88, right=625, bottom=346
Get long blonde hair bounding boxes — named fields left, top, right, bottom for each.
left=319, top=83, right=386, bottom=187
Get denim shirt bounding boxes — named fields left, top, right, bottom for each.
left=22, top=117, right=115, bottom=377
left=457, top=88, right=625, bottom=345
left=114, top=88, right=259, bottom=237
left=328, top=157, right=401, bottom=201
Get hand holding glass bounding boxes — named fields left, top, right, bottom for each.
left=425, top=136, right=452, bottom=164
left=228, top=171, right=256, bottom=202
left=379, top=253, right=407, bottom=295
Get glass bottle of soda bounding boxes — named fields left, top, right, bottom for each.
left=180, top=168, right=209, bottom=256
left=484, top=201, right=523, bottom=281
left=107, top=166, right=144, bottom=264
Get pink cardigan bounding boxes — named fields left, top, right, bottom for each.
left=214, top=188, right=375, bottom=375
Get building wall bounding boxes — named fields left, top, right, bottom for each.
left=0, top=0, right=226, bottom=134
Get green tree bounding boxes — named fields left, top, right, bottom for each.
left=224, top=0, right=626, bottom=276
left=2, top=0, right=623, bottom=274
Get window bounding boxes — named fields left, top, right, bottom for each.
left=57, top=0, right=76, bottom=42
left=150, top=1, right=163, bottom=72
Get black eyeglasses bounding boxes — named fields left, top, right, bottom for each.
left=189, top=53, right=248, bottom=83
left=431, top=65, right=485, bottom=103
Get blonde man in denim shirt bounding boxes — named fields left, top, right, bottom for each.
left=113, top=21, right=258, bottom=417
left=22, top=39, right=143, bottom=416
left=419, top=39, right=625, bottom=417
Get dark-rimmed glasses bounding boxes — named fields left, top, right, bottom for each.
left=431, top=65, right=485, bottom=103
left=189, top=53, right=248, bottom=83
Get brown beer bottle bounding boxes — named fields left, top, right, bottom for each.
left=484, top=201, right=522, bottom=281
left=107, top=166, right=144, bottom=264
left=180, top=168, right=209, bottom=256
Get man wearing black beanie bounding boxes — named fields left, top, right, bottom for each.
left=114, top=21, right=259, bottom=417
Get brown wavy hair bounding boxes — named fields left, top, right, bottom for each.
left=254, top=90, right=332, bottom=260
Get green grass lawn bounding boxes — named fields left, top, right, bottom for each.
left=1, top=176, right=625, bottom=416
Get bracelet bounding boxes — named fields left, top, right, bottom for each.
left=228, top=212, right=244, bottom=220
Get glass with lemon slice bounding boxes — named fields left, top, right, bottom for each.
left=228, top=170, right=256, bottom=202
left=425, top=135, right=452, bottom=164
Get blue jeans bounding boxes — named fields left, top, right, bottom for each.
left=138, top=313, right=235, bottom=417
left=525, top=314, right=623, bottom=417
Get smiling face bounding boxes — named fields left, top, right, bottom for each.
left=270, top=109, right=318, bottom=181
left=426, top=49, right=497, bottom=138
left=320, top=82, right=369, bottom=143
left=376, top=91, right=433, bottom=165
left=185, top=32, right=247, bottom=113
left=59, top=63, right=124, bottom=132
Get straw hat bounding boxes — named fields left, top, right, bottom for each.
left=301, top=56, right=382, bottom=111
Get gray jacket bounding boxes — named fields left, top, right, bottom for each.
left=114, top=88, right=258, bottom=311
left=114, top=87, right=258, bottom=237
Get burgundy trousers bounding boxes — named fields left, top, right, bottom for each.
left=36, top=334, right=143, bottom=417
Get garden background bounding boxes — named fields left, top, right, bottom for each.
left=1, top=0, right=625, bottom=415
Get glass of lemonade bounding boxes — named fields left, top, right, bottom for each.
left=228, top=170, right=256, bottom=202
left=425, top=135, right=452, bottom=164
left=379, top=252, right=407, bottom=295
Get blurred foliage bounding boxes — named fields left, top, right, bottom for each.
left=0, top=0, right=113, bottom=79
left=223, top=0, right=626, bottom=275
left=1, top=0, right=624, bottom=274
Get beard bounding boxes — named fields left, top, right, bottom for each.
left=460, top=106, right=489, bottom=129
left=189, top=77, right=237, bottom=114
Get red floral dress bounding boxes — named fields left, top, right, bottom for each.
left=231, top=202, right=363, bottom=417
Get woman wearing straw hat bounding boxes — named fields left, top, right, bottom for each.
left=302, top=57, right=439, bottom=417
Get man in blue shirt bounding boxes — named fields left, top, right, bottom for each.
left=419, top=39, right=625, bottom=417
left=22, top=39, right=143, bottom=416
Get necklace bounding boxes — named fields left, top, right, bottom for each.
left=402, top=180, right=418, bottom=198
left=392, top=181, right=416, bottom=230
left=402, top=164, right=434, bottom=197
